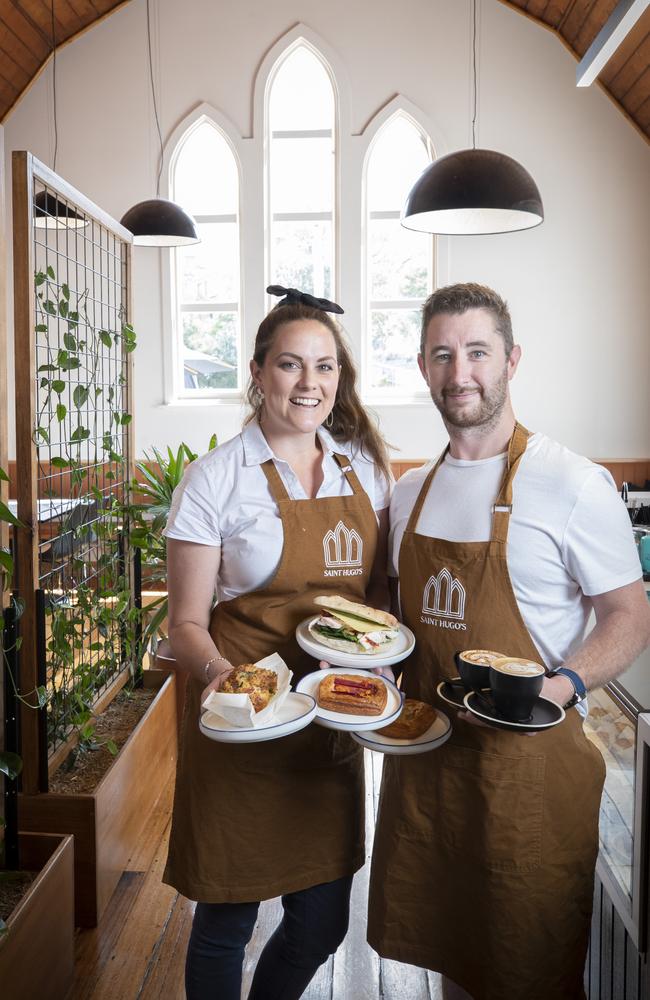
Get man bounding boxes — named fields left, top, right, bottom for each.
left=367, top=283, right=650, bottom=1000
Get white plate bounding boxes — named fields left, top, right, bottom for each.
left=199, top=691, right=316, bottom=744
left=295, top=616, right=416, bottom=668
left=351, top=708, right=452, bottom=755
left=295, top=668, right=403, bottom=731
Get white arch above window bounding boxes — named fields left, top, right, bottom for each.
left=163, top=102, right=244, bottom=202
left=162, top=104, right=245, bottom=400
left=253, top=24, right=350, bottom=139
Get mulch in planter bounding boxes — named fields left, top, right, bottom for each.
left=0, top=871, right=38, bottom=922
left=49, top=687, right=157, bottom=795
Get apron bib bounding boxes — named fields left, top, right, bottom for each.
left=368, top=424, right=605, bottom=1000
left=165, top=453, right=377, bottom=903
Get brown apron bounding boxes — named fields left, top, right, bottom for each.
left=368, top=424, right=605, bottom=1000
left=164, top=452, right=377, bottom=903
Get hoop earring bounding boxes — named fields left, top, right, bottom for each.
left=324, top=410, right=333, bottom=429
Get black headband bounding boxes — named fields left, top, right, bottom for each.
left=266, top=285, right=344, bottom=315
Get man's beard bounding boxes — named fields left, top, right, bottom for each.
left=431, top=366, right=509, bottom=430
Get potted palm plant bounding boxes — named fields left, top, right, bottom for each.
left=130, top=438, right=216, bottom=728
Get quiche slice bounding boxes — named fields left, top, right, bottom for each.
left=221, top=663, right=278, bottom=712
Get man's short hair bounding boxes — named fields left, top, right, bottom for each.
left=420, top=283, right=514, bottom=357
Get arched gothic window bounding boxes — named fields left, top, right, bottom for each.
left=171, top=120, right=241, bottom=395
left=267, top=45, right=336, bottom=300
left=364, top=114, right=434, bottom=396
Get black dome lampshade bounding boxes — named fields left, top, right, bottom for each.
left=120, top=197, right=199, bottom=247
left=34, top=189, right=88, bottom=229
left=401, top=148, right=544, bottom=236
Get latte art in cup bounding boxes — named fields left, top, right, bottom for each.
left=492, top=657, right=545, bottom=678
left=460, top=649, right=504, bottom=666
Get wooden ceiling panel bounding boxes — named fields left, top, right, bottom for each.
left=17, top=0, right=68, bottom=40
left=0, top=1, right=647, bottom=143
left=0, top=0, right=131, bottom=121
left=601, top=8, right=650, bottom=82
left=623, top=65, right=650, bottom=110
left=1, top=5, right=51, bottom=61
left=606, top=28, right=650, bottom=94
left=561, top=1, right=604, bottom=47
left=500, top=0, right=650, bottom=142
left=542, top=2, right=574, bottom=29
left=0, top=70, right=19, bottom=102
left=573, top=0, right=620, bottom=52
left=0, top=43, right=32, bottom=88
left=637, top=94, right=650, bottom=126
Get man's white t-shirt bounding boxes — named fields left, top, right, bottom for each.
left=165, top=420, right=391, bottom=602
left=389, top=432, right=641, bottom=673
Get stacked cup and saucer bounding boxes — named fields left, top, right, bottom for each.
left=438, top=649, right=565, bottom=733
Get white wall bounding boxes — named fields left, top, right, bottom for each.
left=2, top=0, right=649, bottom=461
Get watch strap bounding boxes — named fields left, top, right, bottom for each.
left=551, top=667, right=587, bottom=707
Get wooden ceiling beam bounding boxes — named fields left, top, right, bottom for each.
left=576, top=0, right=650, bottom=84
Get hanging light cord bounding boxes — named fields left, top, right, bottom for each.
left=471, top=0, right=478, bottom=149
left=146, top=0, right=165, bottom=197
left=51, top=0, right=58, bottom=171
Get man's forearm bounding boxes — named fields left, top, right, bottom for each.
left=563, top=609, right=650, bottom=690
left=543, top=587, right=650, bottom=705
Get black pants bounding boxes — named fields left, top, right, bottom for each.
left=185, top=874, right=353, bottom=1000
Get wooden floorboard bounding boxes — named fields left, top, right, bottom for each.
left=71, top=749, right=438, bottom=1000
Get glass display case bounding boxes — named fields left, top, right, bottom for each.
left=583, top=587, right=650, bottom=950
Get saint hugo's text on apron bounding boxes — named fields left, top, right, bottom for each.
left=368, top=423, right=606, bottom=1000
left=165, top=451, right=379, bottom=905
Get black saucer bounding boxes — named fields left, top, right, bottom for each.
left=436, top=677, right=467, bottom=709
left=463, top=690, right=565, bottom=733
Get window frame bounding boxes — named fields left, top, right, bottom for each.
left=360, top=106, right=438, bottom=404
left=161, top=104, right=245, bottom=403
left=263, top=39, right=339, bottom=313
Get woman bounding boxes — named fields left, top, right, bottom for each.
left=163, top=286, right=392, bottom=1000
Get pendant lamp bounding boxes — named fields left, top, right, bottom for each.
left=120, top=0, right=199, bottom=247
left=34, top=0, right=88, bottom=230
left=34, top=190, right=88, bottom=229
left=401, top=0, right=543, bottom=236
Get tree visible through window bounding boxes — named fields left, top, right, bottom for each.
left=365, top=115, right=434, bottom=395
left=172, top=121, right=241, bottom=393
left=268, top=46, right=335, bottom=300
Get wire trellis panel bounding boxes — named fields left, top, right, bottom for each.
left=12, top=152, right=135, bottom=793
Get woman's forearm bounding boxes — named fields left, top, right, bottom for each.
left=168, top=620, right=234, bottom=686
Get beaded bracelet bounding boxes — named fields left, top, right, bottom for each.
left=204, top=655, right=229, bottom=684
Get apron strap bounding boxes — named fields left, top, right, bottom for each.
left=261, top=459, right=291, bottom=502
left=490, top=422, right=530, bottom=544
left=404, top=449, right=448, bottom=534
left=332, top=452, right=365, bottom=496
left=403, top=423, right=530, bottom=542
left=260, top=451, right=367, bottom=503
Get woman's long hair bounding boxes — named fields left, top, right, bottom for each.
left=245, top=303, right=392, bottom=483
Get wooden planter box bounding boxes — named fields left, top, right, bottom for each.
left=0, top=832, right=74, bottom=999
left=18, top=671, right=177, bottom=927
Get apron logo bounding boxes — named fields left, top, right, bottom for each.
left=323, top=520, right=364, bottom=577
left=421, top=568, right=467, bottom=630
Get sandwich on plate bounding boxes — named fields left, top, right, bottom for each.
left=309, top=595, right=400, bottom=655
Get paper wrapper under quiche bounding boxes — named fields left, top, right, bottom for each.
left=201, top=652, right=292, bottom=728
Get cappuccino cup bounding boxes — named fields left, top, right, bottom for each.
left=455, top=649, right=506, bottom=692
left=489, top=657, right=546, bottom=722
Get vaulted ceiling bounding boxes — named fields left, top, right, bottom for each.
left=499, top=1, right=650, bottom=143
left=0, top=1, right=130, bottom=123
left=0, top=1, right=648, bottom=143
